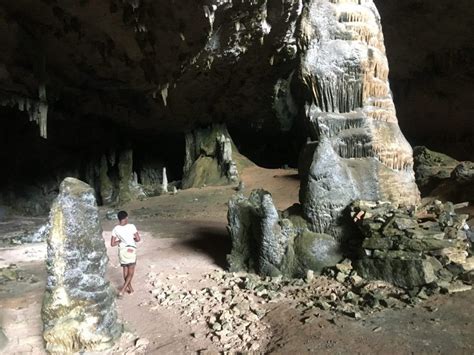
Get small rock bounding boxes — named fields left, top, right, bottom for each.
left=335, top=259, right=353, bottom=274
left=349, top=274, right=364, bottom=286
left=135, top=338, right=149, bottom=348
left=336, top=272, right=347, bottom=283
left=106, top=210, right=118, bottom=220
left=446, top=282, right=472, bottom=294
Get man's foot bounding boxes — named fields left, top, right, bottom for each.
left=127, top=285, right=134, bottom=294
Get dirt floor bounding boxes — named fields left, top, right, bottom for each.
left=0, top=166, right=473, bottom=354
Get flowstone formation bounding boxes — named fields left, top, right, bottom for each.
left=298, top=0, right=420, bottom=238
left=228, top=0, right=421, bottom=279
left=42, top=178, right=121, bottom=353
left=182, top=123, right=249, bottom=189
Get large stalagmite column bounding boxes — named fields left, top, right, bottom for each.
left=42, top=177, right=121, bottom=353
left=297, top=0, right=420, bottom=238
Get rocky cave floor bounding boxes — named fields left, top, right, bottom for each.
left=0, top=166, right=473, bottom=354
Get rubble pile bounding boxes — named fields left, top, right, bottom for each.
left=146, top=268, right=421, bottom=350
left=351, top=200, right=473, bottom=292
left=147, top=271, right=271, bottom=352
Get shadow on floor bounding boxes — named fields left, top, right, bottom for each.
left=273, top=173, right=300, bottom=181
left=178, top=224, right=232, bottom=269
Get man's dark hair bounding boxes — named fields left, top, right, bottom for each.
left=117, top=211, right=128, bottom=221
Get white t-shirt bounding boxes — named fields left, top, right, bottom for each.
left=112, top=223, right=138, bottom=248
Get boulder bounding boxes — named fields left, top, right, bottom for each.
left=293, top=230, right=343, bottom=277
left=451, top=162, right=474, bottom=183
left=355, top=257, right=436, bottom=289
left=413, top=146, right=459, bottom=193
left=42, top=178, right=121, bottom=353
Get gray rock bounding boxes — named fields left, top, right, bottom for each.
left=451, top=162, right=474, bottom=183
left=182, top=124, right=248, bottom=189
left=42, top=178, right=121, bottom=353
left=356, top=257, right=437, bottom=289
left=413, top=146, right=459, bottom=192
left=293, top=230, right=343, bottom=276
left=227, top=190, right=295, bottom=276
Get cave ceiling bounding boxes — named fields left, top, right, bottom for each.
left=0, top=0, right=473, bottom=154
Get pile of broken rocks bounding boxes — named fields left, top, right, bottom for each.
left=351, top=200, right=473, bottom=294
left=144, top=201, right=472, bottom=352
left=146, top=265, right=428, bottom=352
left=147, top=271, right=271, bottom=352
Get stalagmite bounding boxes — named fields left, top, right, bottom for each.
left=42, top=178, right=121, bottom=353
left=298, top=0, right=420, bottom=238
left=161, top=167, right=168, bottom=193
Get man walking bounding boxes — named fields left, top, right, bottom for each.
left=111, top=210, right=141, bottom=296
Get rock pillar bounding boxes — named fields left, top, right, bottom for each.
left=182, top=123, right=246, bottom=189
left=42, top=177, right=121, bottom=353
left=297, top=0, right=420, bottom=238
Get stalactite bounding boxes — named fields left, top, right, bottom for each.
left=0, top=84, right=48, bottom=139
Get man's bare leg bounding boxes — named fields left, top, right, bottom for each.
left=122, top=266, right=132, bottom=293
left=120, top=265, right=135, bottom=295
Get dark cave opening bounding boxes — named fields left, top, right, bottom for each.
left=0, top=105, right=186, bottom=214
left=229, top=124, right=306, bottom=169
left=132, top=131, right=185, bottom=184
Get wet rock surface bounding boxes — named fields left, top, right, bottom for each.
left=351, top=200, right=473, bottom=291
left=42, top=177, right=121, bottom=353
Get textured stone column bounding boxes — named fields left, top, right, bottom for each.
left=182, top=123, right=245, bottom=189
left=42, top=177, right=121, bottom=353
left=297, top=0, right=420, bottom=239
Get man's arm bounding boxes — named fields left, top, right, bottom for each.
left=111, top=235, right=120, bottom=247
left=134, top=232, right=141, bottom=242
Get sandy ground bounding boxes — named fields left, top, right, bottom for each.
left=0, top=166, right=473, bottom=354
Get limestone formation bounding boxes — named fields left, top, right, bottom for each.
left=0, top=84, right=48, bottom=138
left=351, top=200, right=472, bottom=289
left=161, top=167, right=168, bottom=194
left=413, top=146, right=460, bottom=193
left=118, top=149, right=134, bottom=202
left=413, top=146, right=474, bottom=200
left=182, top=124, right=248, bottom=189
left=99, top=155, right=115, bottom=205
left=297, top=0, right=420, bottom=239
left=42, top=178, right=121, bottom=353
left=227, top=190, right=342, bottom=277
left=227, top=0, right=422, bottom=279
